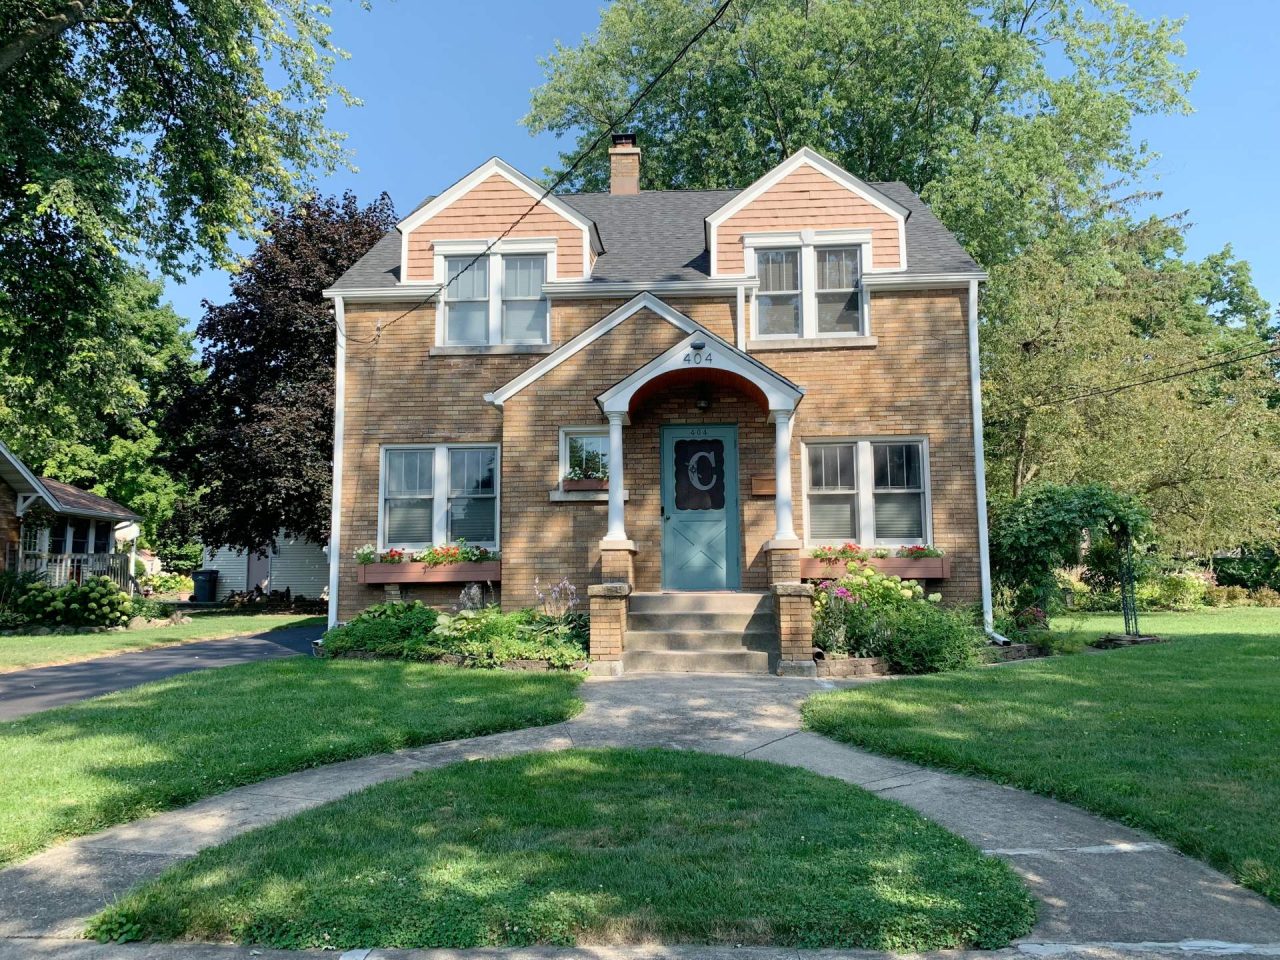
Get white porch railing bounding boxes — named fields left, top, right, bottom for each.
left=19, top=552, right=132, bottom=592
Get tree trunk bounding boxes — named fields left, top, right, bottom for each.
left=0, top=1, right=95, bottom=76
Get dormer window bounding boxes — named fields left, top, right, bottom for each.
left=442, top=251, right=550, bottom=347
left=444, top=256, right=490, bottom=344
left=748, top=231, right=872, bottom=342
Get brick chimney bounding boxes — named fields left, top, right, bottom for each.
left=608, top=132, right=641, bottom=195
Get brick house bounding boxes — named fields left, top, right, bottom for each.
left=0, top=440, right=141, bottom=591
left=323, top=138, right=994, bottom=676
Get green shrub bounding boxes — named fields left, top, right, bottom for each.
left=18, top=576, right=132, bottom=628
left=1214, top=548, right=1280, bottom=592
left=321, top=602, right=439, bottom=658
left=880, top=603, right=987, bottom=674
left=1248, top=587, right=1280, bottom=607
left=1206, top=584, right=1252, bottom=607
left=130, top=596, right=176, bottom=621
left=140, top=572, right=195, bottom=596
left=1151, top=571, right=1207, bottom=610
left=322, top=603, right=587, bottom=669
left=813, top=565, right=983, bottom=673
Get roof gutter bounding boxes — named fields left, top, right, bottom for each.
left=321, top=284, right=442, bottom=302
left=863, top=271, right=987, bottom=290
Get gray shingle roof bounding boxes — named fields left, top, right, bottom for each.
left=327, top=182, right=979, bottom=292
left=39, top=477, right=141, bottom=521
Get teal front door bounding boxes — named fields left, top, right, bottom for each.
left=661, top=425, right=740, bottom=591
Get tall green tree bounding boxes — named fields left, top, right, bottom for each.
left=981, top=217, right=1279, bottom=553
left=1, top=0, right=361, bottom=277
left=0, top=268, right=200, bottom=543
left=527, top=0, right=1278, bottom=552
left=169, top=192, right=397, bottom=552
left=525, top=0, right=1193, bottom=265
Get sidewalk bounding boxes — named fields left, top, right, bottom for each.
left=2, top=674, right=1279, bottom=956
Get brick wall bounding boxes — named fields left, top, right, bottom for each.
left=334, top=288, right=982, bottom=619
left=0, top=478, right=16, bottom=570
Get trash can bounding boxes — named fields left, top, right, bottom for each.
left=192, top=569, right=219, bottom=604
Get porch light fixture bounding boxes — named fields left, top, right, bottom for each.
left=690, top=340, right=706, bottom=350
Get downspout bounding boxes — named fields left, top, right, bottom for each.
left=326, top=295, right=347, bottom=629
left=967, top=278, right=1008, bottom=644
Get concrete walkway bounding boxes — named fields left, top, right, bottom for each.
left=0, top=623, right=324, bottom=720
left=2, top=674, right=1279, bottom=959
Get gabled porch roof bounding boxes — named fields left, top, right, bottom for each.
left=0, top=440, right=140, bottom=523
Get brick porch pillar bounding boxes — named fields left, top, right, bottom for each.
left=598, top=539, right=637, bottom=586
left=773, top=582, right=815, bottom=677
left=764, top=538, right=803, bottom=585
left=766, top=538, right=814, bottom=677
left=587, top=582, right=630, bottom=676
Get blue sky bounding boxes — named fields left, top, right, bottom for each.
left=159, top=0, right=1280, bottom=325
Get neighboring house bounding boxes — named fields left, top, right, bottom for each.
left=201, top=533, right=329, bottom=601
left=323, top=138, right=993, bottom=676
left=0, top=440, right=141, bottom=592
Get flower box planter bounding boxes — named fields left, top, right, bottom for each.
left=357, top=561, right=501, bottom=585
left=801, top=555, right=951, bottom=580
left=561, top=478, right=609, bottom=492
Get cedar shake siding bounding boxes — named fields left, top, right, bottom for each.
left=715, top=165, right=904, bottom=274
left=405, top=174, right=589, bottom=282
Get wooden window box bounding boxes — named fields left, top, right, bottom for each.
left=561, top=478, right=609, bottom=492
left=800, top=556, right=951, bottom=580
left=357, top=561, right=502, bottom=584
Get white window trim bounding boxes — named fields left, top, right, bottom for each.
left=435, top=239, right=556, bottom=348
left=378, top=443, right=501, bottom=551
left=801, top=436, right=932, bottom=547
left=746, top=230, right=873, bottom=341
left=558, top=426, right=609, bottom=484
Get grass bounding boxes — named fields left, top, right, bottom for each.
left=803, top=607, right=1280, bottom=904
left=0, top=610, right=326, bottom=672
left=89, top=748, right=1036, bottom=951
left=0, top=659, right=582, bottom=866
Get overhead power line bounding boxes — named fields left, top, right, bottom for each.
left=1030, top=342, right=1280, bottom=410
left=340, top=0, right=736, bottom=345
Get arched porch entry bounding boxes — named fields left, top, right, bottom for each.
left=594, top=331, right=804, bottom=592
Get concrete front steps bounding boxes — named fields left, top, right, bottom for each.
left=622, top=592, right=778, bottom=674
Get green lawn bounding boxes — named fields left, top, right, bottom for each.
left=0, top=611, right=326, bottom=672
left=90, top=748, right=1035, bottom=951
left=804, top=608, right=1280, bottom=904
left=0, top=659, right=582, bottom=866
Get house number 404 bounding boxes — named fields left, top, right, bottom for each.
left=683, top=350, right=712, bottom=365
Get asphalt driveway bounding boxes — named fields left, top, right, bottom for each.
left=0, top=623, right=324, bottom=721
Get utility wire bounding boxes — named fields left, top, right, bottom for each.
left=1028, top=341, right=1280, bottom=409
left=340, top=0, right=736, bottom=345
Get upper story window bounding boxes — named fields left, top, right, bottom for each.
left=501, top=255, right=548, bottom=343
left=751, top=235, right=869, bottom=341
left=443, top=253, right=548, bottom=347
left=816, top=247, right=862, bottom=334
left=444, top=256, right=490, bottom=345
left=756, top=249, right=801, bottom=337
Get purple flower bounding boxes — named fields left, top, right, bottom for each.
left=834, top=586, right=852, bottom=599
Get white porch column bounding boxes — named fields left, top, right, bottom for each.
left=771, top=409, right=797, bottom=541
left=604, top=411, right=627, bottom=541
